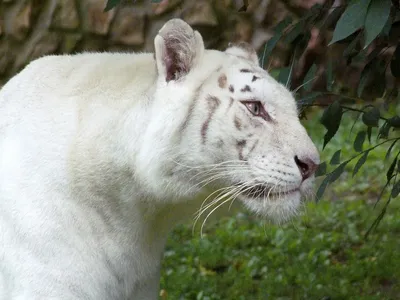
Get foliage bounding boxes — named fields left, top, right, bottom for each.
left=161, top=200, right=400, bottom=299
left=263, top=0, right=400, bottom=231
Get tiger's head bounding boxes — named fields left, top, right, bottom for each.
left=141, top=19, right=319, bottom=224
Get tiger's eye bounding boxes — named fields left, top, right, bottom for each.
left=240, top=100, right=271, bottom=122
left=244, top=101, right=261, bottom=116
left=251, top=103, right=260, bottom=115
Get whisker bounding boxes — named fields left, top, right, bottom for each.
left=194, top=186, right=232, bottom=219
left=171, top=159, right=247, bottom=171
left=292, top=75, right=318, bottom=93
left=200, top=193, right=238, bottom=238
left=192, top=186, right=238, bottom=233
left=191, top=168, right=250, bottom=189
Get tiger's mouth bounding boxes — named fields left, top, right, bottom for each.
left=231, top=183, right=306, bottom=224
left=236, top=184, right=300, bottom=200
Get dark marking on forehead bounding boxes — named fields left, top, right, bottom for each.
left=201, top=121, right=211, bottom=145
left=240, top=85, right=251, bottom=92
left=236, top=140, right=247, bottom=160
left=234, top=116, right=242, bottom=130
left=207, top=95, right=220, bottom=110
left=179, top=83, right=203, bottom=135
left=201, top=95, right=221, bottom=144
left=229, top=85, right=234, bottom=93
left=218, top=74, right=227, bottom=88
left=237, top=140, right=246, bottom=147
left=252, top=75, right=260, bottom=82
left=240, top=69, right=251, bottom=73
left=228, top=97, right=234, bottom=109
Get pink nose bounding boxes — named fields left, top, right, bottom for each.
left=294, top=155, right=318, bottom=181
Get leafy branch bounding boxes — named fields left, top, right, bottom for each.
left=261, top=0, right=400, bottom=234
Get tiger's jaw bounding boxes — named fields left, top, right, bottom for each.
left=229, top=180, right=314, bottom=224
left=238, top=187, right=303, bottom=224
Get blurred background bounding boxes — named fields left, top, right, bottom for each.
left=0, top=0, right=350, bottom=88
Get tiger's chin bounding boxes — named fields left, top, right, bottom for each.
left=238, top=190, right=302, bottom=225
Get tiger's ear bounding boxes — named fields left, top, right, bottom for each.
left=225, top=42, right=259, bottom=66
left=154, top=19, right=205, bottom=82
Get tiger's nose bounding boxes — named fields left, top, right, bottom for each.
left=294, top=155, right=318, bottom=181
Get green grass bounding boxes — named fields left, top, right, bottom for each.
left=160, top=109, right=400, bottom=299
left=161, top=201, right=400, bottom=299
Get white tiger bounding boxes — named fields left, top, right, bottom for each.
left=0, top=19, right=319, bottom=299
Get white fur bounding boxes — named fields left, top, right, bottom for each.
left=0, top=19, right=319, bottom=299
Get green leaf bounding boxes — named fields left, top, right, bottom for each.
left=357, top=60, right=373, bottom=97
left=303, top=64, right=317, bottom=91
left=104, top=0, right=121, bottom=11
left=362, top=107, right=380, bottom=127
left=385, top=140, right=399, bottom=160
left=387, top=156, right=398, bottom=181
left=152, top=0, right=163, bottom=2
left=329, top=0, right=371, bottom=45
left=284, top=20, right=305, bottom=44
left=372, top=60, right=387, bottom=97
left=367, top=126, right=372, bottom=143
left=260, top=17, right=292, bottom=68
left=349, top=112, right=362, bottom=137
left=353, top=151, right=369, bottom=176
left=320, top=101, right=343, bottom=148
left=321, top=7, right=345, bottom=32
left=378, top=122, right=391, bottom=139
left=392, top=181, right=400, bottom=198
left=364, top=0, right=392, bottom=48
left=315, top=162, right=327, bottom=177
left=343, top=33, right=362, bottom=58
left=387, top=116, right=400, bottom=128
left=277, top=67, right=290, bottom=85
left=329, top=161, right=348, bottom=183
left=304, top=3, right=324, bottom=22
left=316, top=175, right=330, bottom=201
left=391, top=43, right=400, bottom=78
left=381, top=11, right=393, bottom=36
left=367, top=127, right=372, bottom=144
left=293, top=32, right=311, bottom=60
left=285, top=50, right=297, bottom=88
left=354, top=131, right=366, bottom=152
left=330, top=150, right=341, bottom=165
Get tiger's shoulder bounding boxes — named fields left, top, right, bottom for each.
left=14, top=52, right=156, bottom=98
